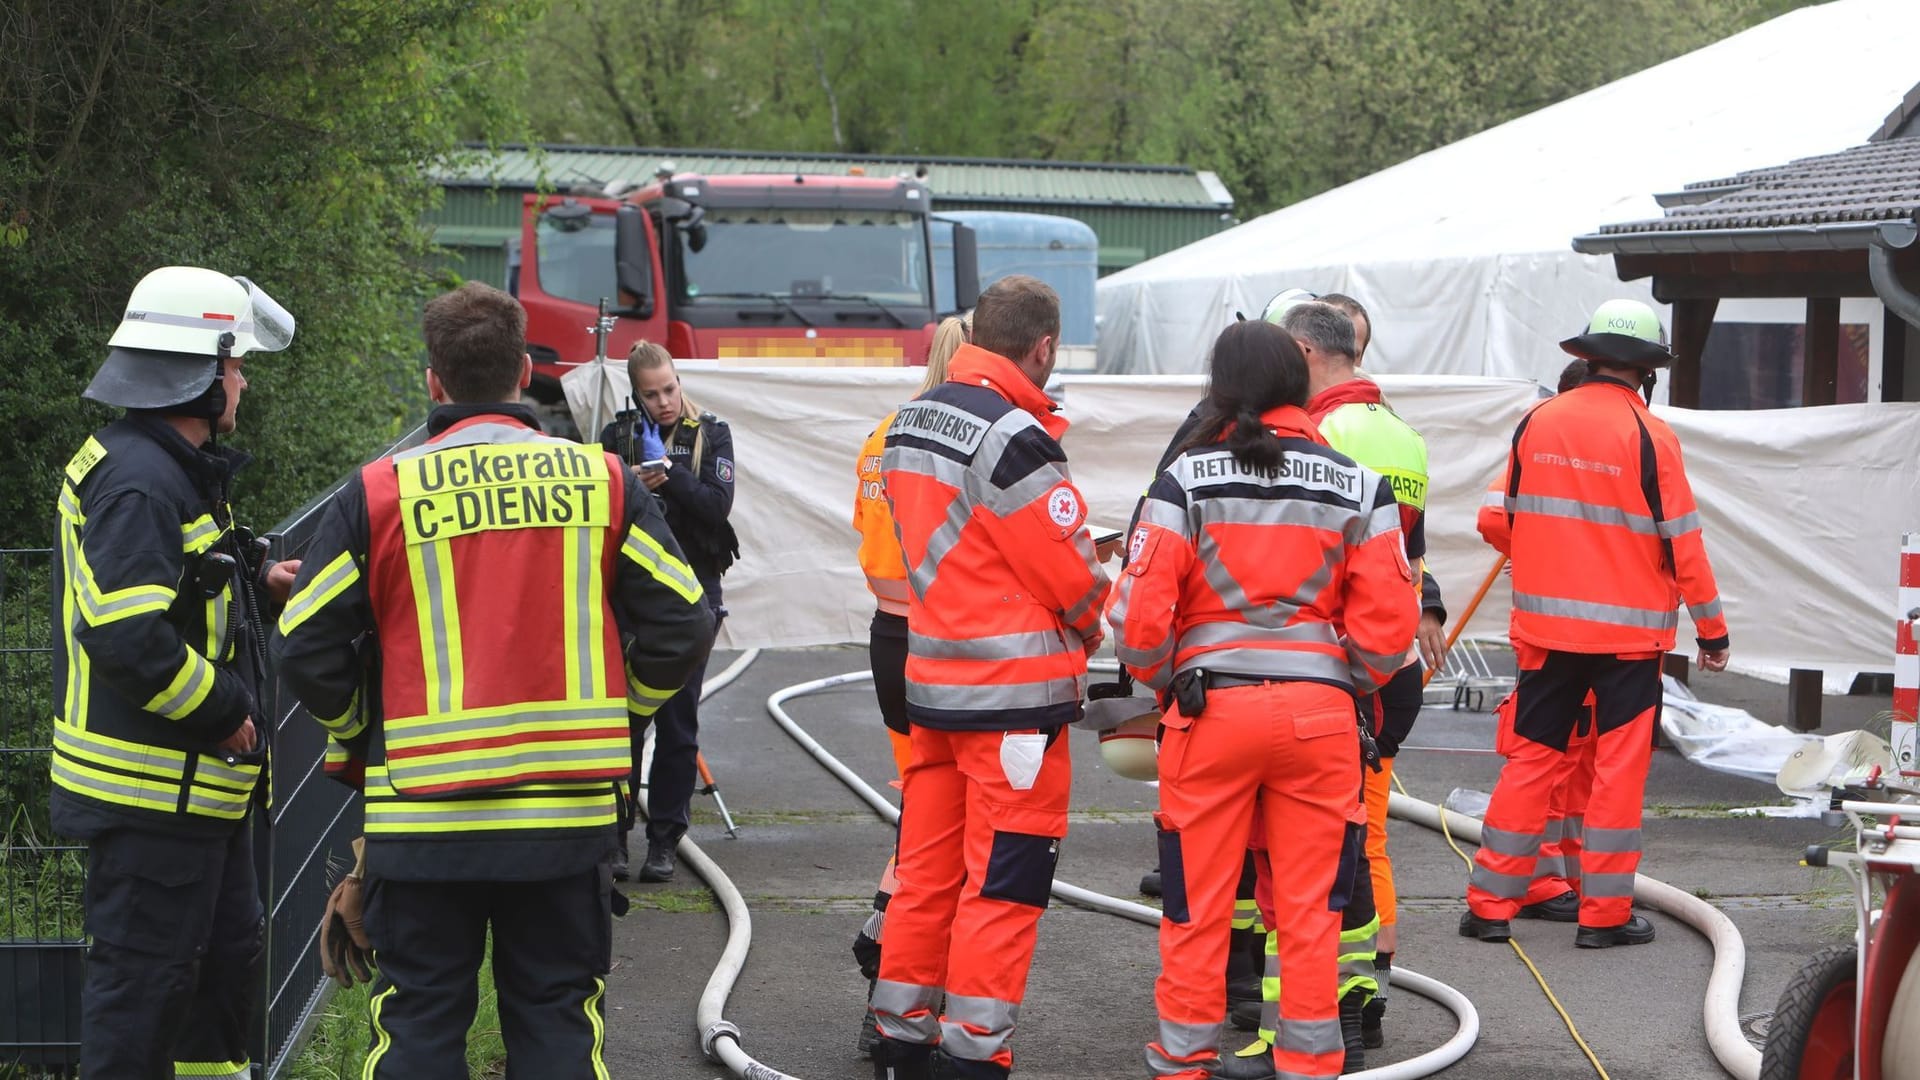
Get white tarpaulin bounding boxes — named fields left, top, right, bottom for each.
left=1094, top=0, right=1920, bottom=382
left=569, top=364, right=1920, bottom=675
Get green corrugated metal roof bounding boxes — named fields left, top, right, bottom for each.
left=436, top=143, right=1233, bottom=211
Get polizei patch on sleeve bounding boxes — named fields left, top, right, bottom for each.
left=715, top=457, right=734, bottom=483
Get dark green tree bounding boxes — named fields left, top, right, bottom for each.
left=0, top=0, right=542, bottom=548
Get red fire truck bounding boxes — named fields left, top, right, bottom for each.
left=511, top=169, right=979, bottom=402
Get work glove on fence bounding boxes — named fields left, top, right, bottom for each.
left=320, top=836, right=372, bottom=988
left=639, top=416, right=667, bottom=463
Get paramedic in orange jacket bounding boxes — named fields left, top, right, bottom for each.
left=1475, top=358, right=1602, bottom=923
left=870, top=276, right=1112, bottom=1080
left=1110, top=319, right=1418, bottom=1080
left=850, top=314, right=965, bottom=1057
left=1462, top=299, right=1730, bottom=949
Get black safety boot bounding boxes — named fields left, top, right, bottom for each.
left=1457, top=909, right=1512, bottom=942
left=1211, top=1037, right=1275, bottom=1079
left=1225, top=926, right=1262, bottom=1029
left=930, top=1048, right=1009, bottom=1079
left=1360, top=952, right=1390, bottom=1049
left=1340, top=994, right=1366, bottom=1074
left=1574, top=915, right=1656, bottom=949
left=872, top=1037, right=936, bottom=1080
left=858, top=979, right=882, bottom=1058
left=1140, top=864, right=1163, bottom=897
left=1518, top=889, right=1580, bottom=922
left=637, top=840, right=676, bottom=883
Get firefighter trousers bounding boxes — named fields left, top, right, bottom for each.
left=360, top=867, right=614, bottom=1079
left=871, top=724, right=1071, bottom=1074
left=79, top=819, right=263, bottom=1080
left=1469, top=645, right=1660, bottom=928
left=1494, top=689, right=1600, bottom=905
left=632, top=646, right=711, bottom=849
left=1147, top=682, right=1359, bottom=1080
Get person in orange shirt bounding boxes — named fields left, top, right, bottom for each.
left=850, top=314, right=966, bottom=1056
left=1462, top=299, right=1730, bottom=949
left=869, top=276, right=1111, bottom=1080
left=1110, top=318, right=1418, bottom=1080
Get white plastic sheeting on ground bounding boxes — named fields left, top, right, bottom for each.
left=1094, top=0, right=1920, bottom=382
left=1660, top=676, right=1819, bottom=786
left=560, top=364, right=1920, bottom=678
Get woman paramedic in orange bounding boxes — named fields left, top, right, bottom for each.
left=848, top=314, right=966, bottom=1056
left=1108, top=319, right=1418, bottom=1080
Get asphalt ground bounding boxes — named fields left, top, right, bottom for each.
left=601, top=646, right=1883, bottom=1080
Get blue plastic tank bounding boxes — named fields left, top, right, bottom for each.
left=934, top=212, right=1098, bottom=346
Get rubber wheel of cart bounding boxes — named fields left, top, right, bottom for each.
left=1882, top=938, right=1920, bottom=1080
left=1759, top=943, right=1857, bottom=1080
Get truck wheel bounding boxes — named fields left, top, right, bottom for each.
left=1884, top=936, right=1920, bottom=1080
left=1760, top=943, right=1856, bottom=1080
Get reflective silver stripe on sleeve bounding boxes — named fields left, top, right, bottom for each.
left=1688, top=597, right=1724, bottom=622
left=1658, top=510, right=1703, bottom=538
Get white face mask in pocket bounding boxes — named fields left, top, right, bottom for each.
left=999, top=732, right=1049, bottom=791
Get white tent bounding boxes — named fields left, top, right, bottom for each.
left=1096, top=0, right=1920, bottom=382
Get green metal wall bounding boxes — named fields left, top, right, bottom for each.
left=423, top=185, right=1231, bottom=286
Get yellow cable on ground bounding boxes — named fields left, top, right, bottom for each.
left=1393, top=769, right=1612, bottom=1080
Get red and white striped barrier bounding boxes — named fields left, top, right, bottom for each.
left=1896, top=532, right=1919, bottom=774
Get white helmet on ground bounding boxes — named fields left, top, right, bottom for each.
left=84, top=266, right=295, bottom=410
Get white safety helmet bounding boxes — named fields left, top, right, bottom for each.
left=1099, top=714, right=1162, bottom=782
left=84, top=266, right=296, bottom=410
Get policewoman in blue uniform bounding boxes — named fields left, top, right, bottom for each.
left=600, top=340, right=739, bottom=881
left=50, top=266, right=300, bottom=1079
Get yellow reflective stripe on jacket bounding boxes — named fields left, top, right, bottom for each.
left=621, top=525, right=703, bottom=603
left=362, top=767, right=618, bottom=834
left=51, top=753, right=253, bottom=821
left=279, top=550, right=360, bottom=636
left=627, top=673, right=677, bottom=718
left=60, top=490, right=178, bottom=626
left=406, top=537, right=465, bottom=718
left=173, top=1060, right=251, bottom=1078
left=181, top=514, right=225, bottom=554
left=562, top=520, right=611, bottom=702
left=314, top=688, right=367, bottom=740
left=55, top=721, right=187, bottom=780
left=381, top=699, right=630, bottom=794
left=145, top=650, right=218, bottom=720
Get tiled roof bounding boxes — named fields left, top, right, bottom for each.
left=436, top=144, right=1233, bottom=210
left=1575, top=136, right=1920, bottom=251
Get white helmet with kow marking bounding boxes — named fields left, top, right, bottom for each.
left=84, top=266, right=295, bottom=411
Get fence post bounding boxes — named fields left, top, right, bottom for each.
left=1895, top=532, right=1919, bottom=776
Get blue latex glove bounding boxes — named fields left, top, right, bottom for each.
left=638, top=415, right=666, bottom=463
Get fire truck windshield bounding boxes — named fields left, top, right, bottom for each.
left=676, top=208, right=930, bottom=310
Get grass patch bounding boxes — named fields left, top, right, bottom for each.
left=627, top=887, right=719, bottom=914
left=287, top=938, right=507, bottom=1079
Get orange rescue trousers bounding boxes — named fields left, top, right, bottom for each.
left=1469, top=645, right=1659, bottom=928
left=872, top=724, right=1071, bottom=1073
left=1148, top=682, right=1360, bottom=1080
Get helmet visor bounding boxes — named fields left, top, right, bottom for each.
left=233, top=277, right=295, bottom=353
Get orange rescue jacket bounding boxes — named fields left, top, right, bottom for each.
left=1107, top=405, right=1419, bottom=695
left=1494, top=376, right=1729, bottom=654
left=881, top=344, right=1112, bottom=730
left=854, top=414, right=911, bottom=615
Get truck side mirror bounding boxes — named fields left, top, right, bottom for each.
left=951, top=223, right=980, bottom=312
left=614, top=204, right=655, bottom=318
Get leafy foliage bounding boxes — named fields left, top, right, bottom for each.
left=518, top=0, right=1819, bottom=215
left=0, top=0, right=542, bottom=546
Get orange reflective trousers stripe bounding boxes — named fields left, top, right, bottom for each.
left=872, top=725, right=1071, bottom=1071
left=1492, top=690, right=1599, bottom=905
left=1470, top=645, right=1658, bottom=928
left=1148, top=682, right=1357, bottom=1080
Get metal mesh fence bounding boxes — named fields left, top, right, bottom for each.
left=1, top=428, right=420, bottom=1076
left=0, top=548, right=84, bottom=1073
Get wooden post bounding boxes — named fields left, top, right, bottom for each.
left=1804, top=297, right=1840, bottom=406
left=1787, top=668, right=1824, bottom=732
left=1885, top=312, right=1909, bottom=402
left=1667, top=297, right=1718, bottom=409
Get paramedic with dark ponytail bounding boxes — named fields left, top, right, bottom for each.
left=1109, top=319, right=1418, bottom=1080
